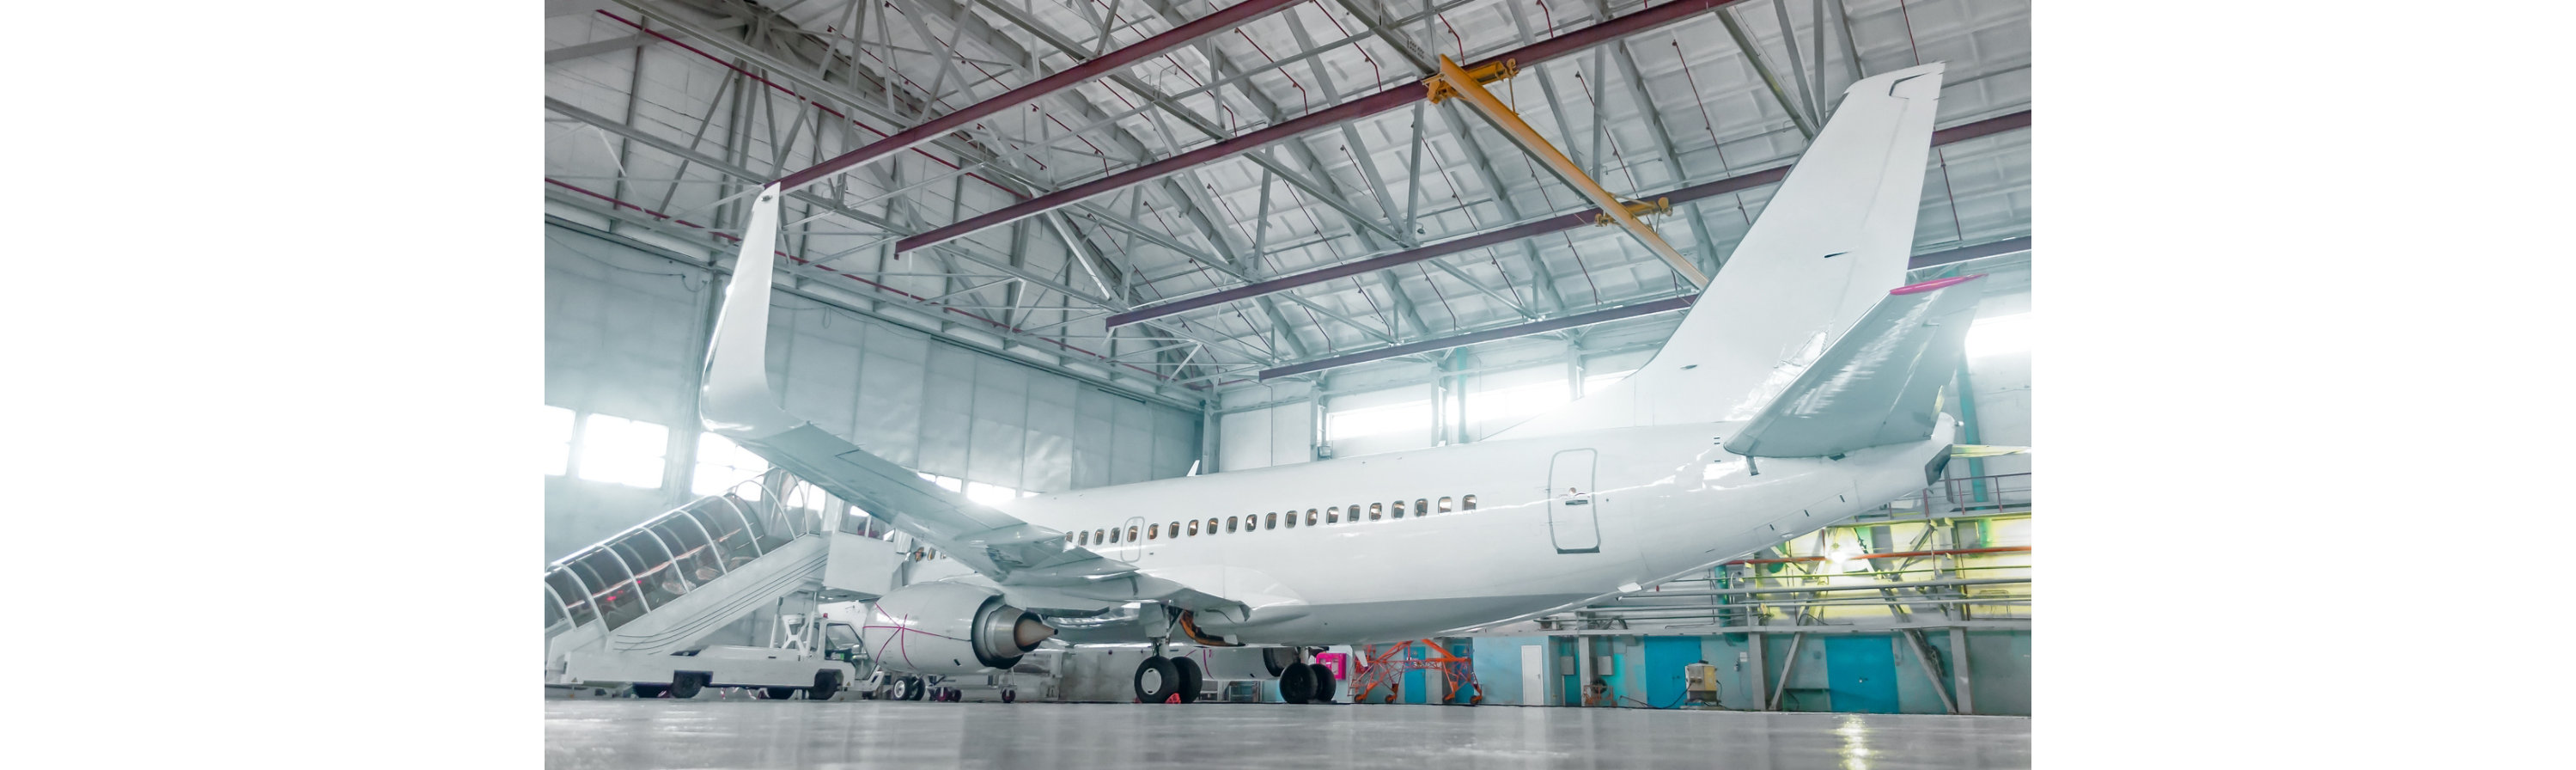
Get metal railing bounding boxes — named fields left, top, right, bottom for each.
left=543, top=474, right=829, bottom=636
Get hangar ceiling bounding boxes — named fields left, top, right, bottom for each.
left=543, top=0, right=2031, bottom=405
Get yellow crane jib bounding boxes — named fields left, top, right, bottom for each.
left=1423, top=58, right=1519, bottom=104
left=1422, top=54, right=1711, bottom=289
left=1595, top=198, right=1673, bottom=227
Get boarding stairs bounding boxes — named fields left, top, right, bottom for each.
left=544, top=475, right=904, bottom=676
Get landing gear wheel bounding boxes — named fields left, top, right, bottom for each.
left=1305, top=663, right=1337, bottom=704
left=898, top=676, right=926, bottom=701
left=1170, top=657, right=1204, bottom=703
left=764, top=687, right=800, bottom=700
left=811, top=671, right=842, bottom=701
left=1134, top=656, right=1181, bottom=703
left=1262, top=647, right=1298, bottom=676
left=630, top=684, right=669, bottom=699
left=1001, top=688, right=1017, bottom=703
left=667, top=673, right=703, bottom=700
left=1279, top=661, right=1315, bottom=704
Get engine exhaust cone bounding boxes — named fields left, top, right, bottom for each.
left=1014, top=616, right=1057, bottom=650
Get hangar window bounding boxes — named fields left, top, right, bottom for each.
left=1390, top=500, right=1406, bottom=518
left=1148, top=523, right=1160, bottom=540
left=1227, top=516, right=1239, bottom=533
left=545, top=406, right=575, bottom=476
left=1306, top=509, right=1318, bottom=527
left=1128, top=526, right=1139, bottom=541
left=1439, top=497, right=1454, bottom=514
left=1326, top=506, right=1339, bottom=523
left=579, top=413, right=669, bottom=489
left=1189, top=519, right=1201, bottom=536
left=1462, top=495, right=1477, bottom=510
left=1369, top=504, right=1382, bottom=520
left=692, top=432, right=770, bottom=497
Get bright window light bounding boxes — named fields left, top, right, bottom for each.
left=1469, top=380, right=1572, bottom=422
left=1580, top=370, right=1637, bottom=396
left=545, top=406, right=575, bottom=476
left=580, top=414, right=669, bottom=488
left=1327, top=400, right=1432, bottom=440
left=1968, top=314, right=2031, bottom=358
left=965, top=482, right=1019, bottom=506
left=692, top=433, right=768, bottom=498
left=917, top=473, right=964, bottom=493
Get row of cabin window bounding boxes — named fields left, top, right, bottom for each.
left=1066, top=495, right=1479, bottom=547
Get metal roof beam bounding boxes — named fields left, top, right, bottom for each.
left=769, top=0, right=1312, bottom=191
left=894, top=0, right=1769, bottom=256
left=1102, top=109, right=2029, bottom=328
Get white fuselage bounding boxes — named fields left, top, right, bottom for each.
left=975, top=418, right=1952, bottom=645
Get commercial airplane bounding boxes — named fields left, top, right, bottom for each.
left=699, top=62, right=1985, bottom=704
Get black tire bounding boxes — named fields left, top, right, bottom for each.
left=1262, top=647, right=1298, bottom=676
left=1169, top=657, right=1204, bottom=703
left=1134, top=656, right=1180, bottom=703
left=630, top=683, right=669, bottom=699
left=899, top=676, right=925, bottom=701
left=1279, top=661, right=1315, bottom=704
left=667, top=673, right=703, bottom=700
left=1001, top=688, right=1016, bottom=703
left=811, top=671, right=842, bottom=701
left=1305, top=663, right=1337, bottom=704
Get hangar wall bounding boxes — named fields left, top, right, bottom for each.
left=543, top=223, right=1203, bottom=559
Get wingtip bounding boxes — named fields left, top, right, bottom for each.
left=1890, top=273, right=1987, bottom=295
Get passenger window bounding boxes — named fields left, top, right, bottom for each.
left=1306, top=509, right=1318, bottom=527
left=1439, top=497, right=1455, bottom=513
left=1391, top=500, right=1405, bottom=518
left=1326, top=506, right=1340, bottom=523
left=1078, top=531, right=1088, bottom=546
left=1128, top=525, right=1139, bottom=541
left=1109, top=528, right=1119, bottom=543
left=1369, top=503, right=1382, bottom=520
left=1095, top=529, right=1106, bottom=543
left=1189, top=519, right=1201, bottom=536
left=1148, top=523, right=1160, bottom=540
left=1208, top=517, right=1219, bottom=535
left=1227, top=516, right=1239, bottom=533
left=1264, top=512, right=1277, bottom=530
left=1463, top=494, right=1477, bottom=510
left=1416, top=498, right=1429, bottom=517
left=1066, top=533, right=1076, bottom=544
left=1168, top=521, right=1180, bottom=539
left=1284, top=510, right=1298, bottom=529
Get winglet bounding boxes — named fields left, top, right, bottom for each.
left=699, top=184, right=805, bottom=440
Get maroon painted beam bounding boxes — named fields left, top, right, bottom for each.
left=1110, top=110, right=2031, bottom=328
left=772, top=0, right=1308, bottom=192
left=1258, top=296, right=1696, bottom=380
left=895, top=0, right=1762, bottom=255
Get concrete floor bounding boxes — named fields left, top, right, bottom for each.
left=545, top=700, right=2030, bottom=769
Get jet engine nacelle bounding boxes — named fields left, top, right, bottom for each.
left=860, top=582, right=1055, bottom=675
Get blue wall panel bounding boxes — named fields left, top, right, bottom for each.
left=1642, top=636, right=1702, bottom=708
left=1823, top=636, right=1901, bottom=713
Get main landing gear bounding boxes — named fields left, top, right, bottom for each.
left=1134, top=651, right=1204, bottom=703
left=1135, top=646, right=1337, bottom=705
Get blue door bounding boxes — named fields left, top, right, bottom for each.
left=1642, top=637, right=1700, bottom=708
left=1822, top=636, right=1900, bottom=713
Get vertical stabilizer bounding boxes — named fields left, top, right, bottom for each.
left=1491, top=63, right=1946, bottom=440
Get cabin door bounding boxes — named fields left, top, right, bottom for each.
left=1547, top=449, right=1601, bottom=553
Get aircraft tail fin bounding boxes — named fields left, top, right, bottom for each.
left=1490, top=63, right=1946, bottom=440
left=1722, top=274, right=1988, bottom=458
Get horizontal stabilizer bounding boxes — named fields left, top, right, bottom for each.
left=1723, top=274, right=1989, bottom=458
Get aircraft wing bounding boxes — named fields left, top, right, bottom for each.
left=1723, top=274, right=1990, bottom=458
left=697, top=185, right=1239, bottom=614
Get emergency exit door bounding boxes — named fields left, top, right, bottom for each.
left=1548, top=449, right=1600, bottom=553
